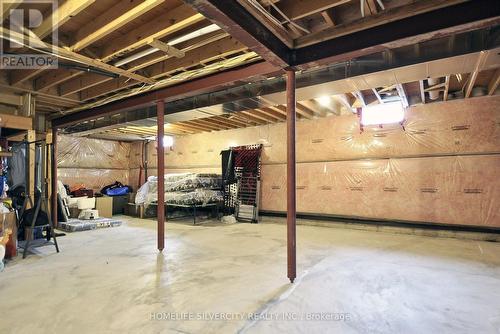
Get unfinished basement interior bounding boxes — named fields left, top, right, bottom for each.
left=0, top=0, right=499, bottom=333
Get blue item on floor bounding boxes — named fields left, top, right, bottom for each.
left=105, top=186, right=130, bottom=196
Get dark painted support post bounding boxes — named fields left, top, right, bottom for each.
left=51, top=127, right=58, bottom=228
left=157, top=101, right=165, bottom=251
left=286, top=69, right=296, bottom=283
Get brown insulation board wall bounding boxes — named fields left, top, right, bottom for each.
left=132, top=95, right=500, bottom=227
left=58, top=135, right=132, bottom=192
left=260, top=155, right=499, bottom=227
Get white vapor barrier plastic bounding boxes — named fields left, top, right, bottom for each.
left=57, top=136, right=132, bottom=191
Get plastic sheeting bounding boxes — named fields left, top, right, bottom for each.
left=58, top=135, right=130, bottom=169
left=135, top=174, right=222, bottom=208
left=58, top=168, right=130, bottom=193
left=57, top=135, right=131, bottom=192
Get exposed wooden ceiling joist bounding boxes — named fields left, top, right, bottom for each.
left=1, top=27, right=155, bottom=85
left=465, top=51, right=487, bottom=98
left=443, top=75, right=451, bottom=101
left=276, top=0, right=350, bottom=21
left=295, top=0, right=470, bottom=48
left=100, top=5, right=204, bottom=62
left=1, top=0, right=22, bottom=18
left=79, top=36, right=247, bottom=100
left=70, top=0, right=166, bottom=52
left=488, top=68, right=500, bottom=96
left=35, top=0, right=96, bottom=40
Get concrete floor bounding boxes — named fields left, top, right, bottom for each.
left=1, top=216, right=500, bottom=334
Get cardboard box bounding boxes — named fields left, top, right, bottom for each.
left=96, top=196, right=113, bottom=218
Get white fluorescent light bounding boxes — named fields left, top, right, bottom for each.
left=168, top=24, right=220, bottom=46
left=361, top=101, right=405, bottom=126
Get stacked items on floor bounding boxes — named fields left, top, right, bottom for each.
left=135, top=173, right=223, bottom=209
left=56, top=181, right=124, bottom=232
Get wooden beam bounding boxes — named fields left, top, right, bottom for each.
left=366, top=0, right=379, bottom=15
left=176, top=121, right=212, bottom=132
left=8, top=0, right=96, bottom=86
left=236, top=111, right=267, bottom=125
left=126, top=31, right=227, bottom=72
left=10, top=69, right=42, bottom=86
left=488, top=68, right=500, bottom=95
left=250, top=109, right=281, bottom=122
left=79, top=36, right=247, bottom=100
left=256, top=107, right=286, bottom=121
left=0, top=0, right=22, bottom=19
left=35, top=1, right=174, bottom=90
left=299, top=99, right=327, bottom=117
left=419, top=80, right=426, bottom=104
left=147, top=36, right=247, bottom=79
left=443, top=75, right=451, bottom=101
left=52, top=61, right=281, bottom=128
left=185, top=119, right=222, bottom=131
left=57, top=33, right=226, bottom=96
left=148, top=39, right=185, bottom=58
left=296, top=0, right=470, bottom=48
left=71, top=0, right=165, bottom=52
left=215, top=116, right=250, bottom=128
left=197, top=117, right=237, bottom=129
left=236, top=0, right=293, bottom=48
left=241, top=110, right=272, bottom=123
left=395, top=84, right=409, bottom=108
left=0, top=93, right=22, bottom=106
left=267, top=105, right=287, bottom=117
left=465, top=51, right=488, bottom=98
left=0, top=113, right=32, bottom=130
left=167, top=123, right=199, bottom=134
left=0, top=27, right=155, bottom=84
left=35, top=69, right=82, bottom=91
left=100, top=6, right=204, bottom=62
left=424, top=82, right=445, bottom=92
left=277, top=0, right=350, bottom=21
left=184, top=0, right=289, bottom=68
left=321, top=10, right=335, bottom=27
left=353, top=91, right=366, bottom=107
left=372, top=88, right=383, bottom=103
left=296, top=102, right=317, bottom=117
left=333, top=94, right=354, bottom=112
left=273, top=104, right=306, bottom=119
left=34, top=0, right=96, bottom=40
